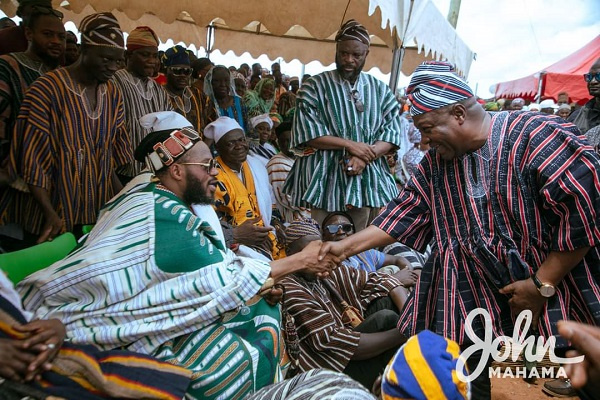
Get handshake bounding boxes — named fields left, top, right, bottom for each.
left=292, top=240, right=347, bottom=278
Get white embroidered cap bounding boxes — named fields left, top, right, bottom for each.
left=204, top=116, right=244, bottom=144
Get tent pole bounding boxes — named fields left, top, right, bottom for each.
left=536, top=72, right=545, bottom=102
left=388, top=45, right=404, bottom=93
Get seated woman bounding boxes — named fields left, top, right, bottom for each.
left=0, top=271, right=191, bottom=399
left=249, top=113, right=278, bottom=167
left=322, top=212, right=418, bottom=288
left=244, top=77, right=276, bottom=118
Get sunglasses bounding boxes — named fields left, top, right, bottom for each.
left=351, top=90, right=364, bottom=113
left=179, top=158, right=217, bottom=172
left=170, top=67, right=193, bottom=76
left=584, top=72, right=600, bottom=83
left=30, top=5, right=63, bottom=19
left=325, top=223, right=354, bottom=234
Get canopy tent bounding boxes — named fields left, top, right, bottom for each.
left=493, top=35, right=599, bottom=105
left=1, top=0, right=474, bottom=81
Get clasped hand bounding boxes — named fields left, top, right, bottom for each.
left=0, top=319, right=65, bottom=382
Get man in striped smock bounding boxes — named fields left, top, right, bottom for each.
left=321, top=61, right=600, bottom=399
left=3, top=12, right=131, bottom=243
left=111, top=25, right=172, bottom=184
left=0, top=6, right=64, bottom=250
left=283, top=19, right=404, bottom=231
left=17, top=111, right=338, bottom=400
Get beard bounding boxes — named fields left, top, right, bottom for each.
left=182, top=174, right=214, bottom=206
left=335, top=55, right=366, bottom=83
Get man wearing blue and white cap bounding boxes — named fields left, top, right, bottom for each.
left=283, top=19, right=405, bottom=232
left=321, top=61, right=600, bottom=398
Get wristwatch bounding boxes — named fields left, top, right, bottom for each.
left=531, top=274, right=557, bottom=298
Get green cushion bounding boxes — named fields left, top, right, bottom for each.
left=0, top=232, right=77, bottom=284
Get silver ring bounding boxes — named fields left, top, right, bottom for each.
left=47, top=343, right=56, bottom=350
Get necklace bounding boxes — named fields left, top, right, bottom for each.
left=62, top=70, right=105, bottom=120
left=166, top=86, right=192, bottom=114
left=13, top=53, right=49, bottom=76
left=120, top=71, right=156, bottom=101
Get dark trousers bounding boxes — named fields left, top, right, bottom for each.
left=459, top=347, right=492, bottom=400
left=343, top=297, right=400, bottom=390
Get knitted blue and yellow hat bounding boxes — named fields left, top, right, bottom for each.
left=382, top=330, right=470, bottom=400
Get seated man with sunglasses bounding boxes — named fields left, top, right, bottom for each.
left=162, top=45, right=217, bottom=136
left=281, top=218, right=407, bottom=390
left=568, top=57, right=600, bottom=136
left=322, top=212, right=419, bottom=289
left=18, top=111, right=339, bottom=400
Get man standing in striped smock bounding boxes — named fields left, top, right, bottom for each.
left=4, top=12, right=132, bottom=243
left=112, top=26, right=172, bottom=184
left=321, top=61, right=600, bottom=399
left=283, top=20, right=404, bottom=231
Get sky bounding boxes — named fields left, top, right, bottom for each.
left=1, top=0, right=598, bottom=98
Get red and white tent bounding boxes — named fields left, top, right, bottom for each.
left=494, top=34, right=599, bottom=105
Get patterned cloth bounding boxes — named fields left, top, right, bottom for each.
left=126, top=26, right=158, bottom=50
left=246, top=369, right=376, bottom=400
left=382, top=330, right=470, bottom=400
left=17, top=181, right=282, bottom=400
left=0, top=288, right=191, bottom=400
left=280, top=265, right=401, bottom=372
left=112, top=68, right=172, bottom=177
left=79, top=12, right=124, bottom=49
left=2, top=68, right=132, bottom=234
left=407, top=61, right=474, bottom=116
left=283, top=70, right=402, bottom=211
left=267, top=153, right=311, bottom=223
left=285, top=218, right=321, bottom=245
left=335, top=19, right=370, bottom=45
left=374, top=111, right=600, bottom=346
left=214, top=156, right=282, bottom=259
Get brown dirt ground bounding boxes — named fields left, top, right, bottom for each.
left=492, top=377, right=580, bottom=400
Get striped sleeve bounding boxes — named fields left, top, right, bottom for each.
left=12, top=76, right=55, bottom=190
left=109, top=84, right=133, bottom=168
left=334, top=266, right=401, bottom=310
left=369, top=76, right=403, bottom=146
left=373, top=154, right=434, bottom=252
left=524, top=115, right=600, bottom=250
left=291, top=78, right=330, bottom=148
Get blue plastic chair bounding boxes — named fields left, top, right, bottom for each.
left=0, top=232, right=77, bottom=284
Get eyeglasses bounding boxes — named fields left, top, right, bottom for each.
left=350, top=90, right=364, bottom=113
left=30, top=5, right=63, bottom=19
left=584, top=72, right=600, bottom=83
left=170, top=67, right=193, bottom=76
left=179, top=159, right=217, bottom=172
left=325, top=223, right=354, bottom=234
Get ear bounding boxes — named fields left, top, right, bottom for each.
left=168, top=163, right=186, bottom=182
left=451, top=102, right=468, bottom=124
left=24, top=26, right=34, bottom=42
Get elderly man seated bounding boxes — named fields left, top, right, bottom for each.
left=280, top=219, right=407, bottom=390
left=17, top=112, right=337, bottom=400
left=205, top=116, right=285, bottom=260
